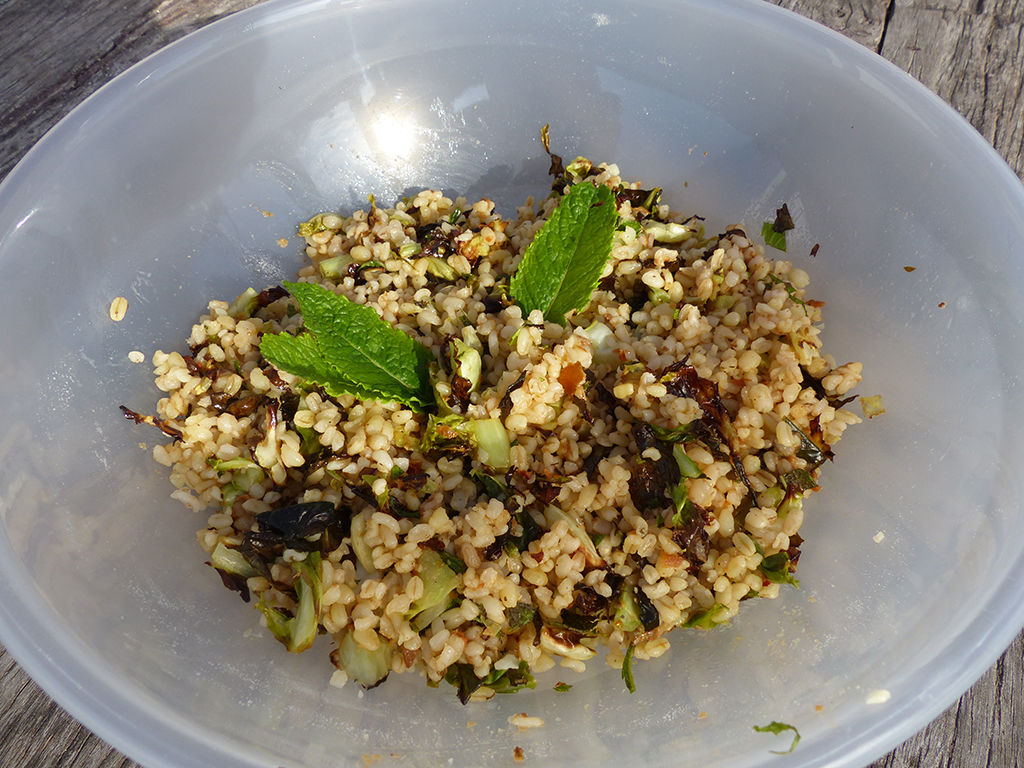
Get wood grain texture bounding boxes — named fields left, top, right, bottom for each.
left=0, top=0, right=263, bottom=180
left=0, top=1, right=1022, bottom=766
left=773, top=0, right=891, bottom=49
left=881, top=0, right=1024, bottom=177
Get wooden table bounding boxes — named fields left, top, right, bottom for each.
left=1, top=1, right=1022, bottom=765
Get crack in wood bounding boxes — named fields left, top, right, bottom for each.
left=942, top=697, right=965, bottom=768
left=877, top=0, right=897, bottom=52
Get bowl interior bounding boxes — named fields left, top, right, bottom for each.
left=1, top=1, right=1024, bottom=767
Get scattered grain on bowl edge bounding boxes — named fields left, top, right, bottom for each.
left=866, top=689, right=891, bottom=705
left=903, top=266, right=916, bottom=273
left=128, top=350, right=145, bottom=364
left=109, top=296, right=128, bottom=321
left=861, top=394, right=886, bottom=419
left=513, top=746, right=525, bottom=762
left=873, top=531, right=885, bottom=544
left=509, top=713, right=545, bottom=730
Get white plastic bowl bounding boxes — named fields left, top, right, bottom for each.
left=1, top=1, right=1023, bottom=766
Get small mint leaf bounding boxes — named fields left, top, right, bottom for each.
left=753, top=721, right=801, bottom=754
left=260, top=282, right=434, bottom=409
left=762, top=221, right=787, bottom=251
left=259, top=332, right=375, bottom=399
left=510, top=182, right=617, bottom=324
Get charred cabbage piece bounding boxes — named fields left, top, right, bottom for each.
left=239, top=501, right=351, bottom=578
left=613, top=584, right=643, bottom=632
left=753, top=720, right=801, bottom=755
left=331, top=628, right=393, bottom=689
left=627, top=423, right=681, bottom=512
left=421, top=414, right=511, bottom=471
left=208, top=541, right=259, bottom=602
left=441, top=335, right=482, bottom=412
left=256, top=551, right=323, bottom=653
left=406, top=550, right=460, bottom=631
left=760, top=552, right=799, bottom=587
left=682, top=602, right=730, bottom=630
left=444, top=660, right=536, bottom=704
left=210, top=541, right=259, bottom=579
left=583, top=321, right=619, bottom=366
left=660, top=362, right=758, bottom=499
left=539, top=626, right=596, bottom=660
left=542, top=506, right=603, bottom=568
left=257, top=501, right=342, bottom=547
left=348, top=510, right=376, bottom=573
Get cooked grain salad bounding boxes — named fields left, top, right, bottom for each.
left=124, top=138, right=864, bottom=702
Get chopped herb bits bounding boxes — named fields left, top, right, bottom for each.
left=753, top=721, right=801, bottom=754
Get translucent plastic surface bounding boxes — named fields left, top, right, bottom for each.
left=1, top=1, right=1023, bottom=766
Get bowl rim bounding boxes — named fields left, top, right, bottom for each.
left=1, top=0, right=1023, bottom=766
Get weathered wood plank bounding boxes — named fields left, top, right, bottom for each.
left=881, top=0, right=1024, bottom=178
left=773, top=0, right=891, bottom=49
left=0, top=0, right=262, bottom=180
left=1, top=1, right=1022, bottom=767
left=869, top=632, right=1024, bottom=768
left=1, top=651, right=130, bottom=767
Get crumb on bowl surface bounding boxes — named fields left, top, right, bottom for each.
left=109, top=295, right=129, bottom=322
left=509, top=712, right=545, bottom=730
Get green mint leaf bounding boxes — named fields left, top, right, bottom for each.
left=286, top=281, right=434, bottom=406
left=259, top=332, right=379, bottom=401
left=510, top=182, right=617, bottom=324
left=260, top=282, right=433, bottom=409
left=753, top=721, right=801, bottom=754
left=761, top=221, right=787, bottom=251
